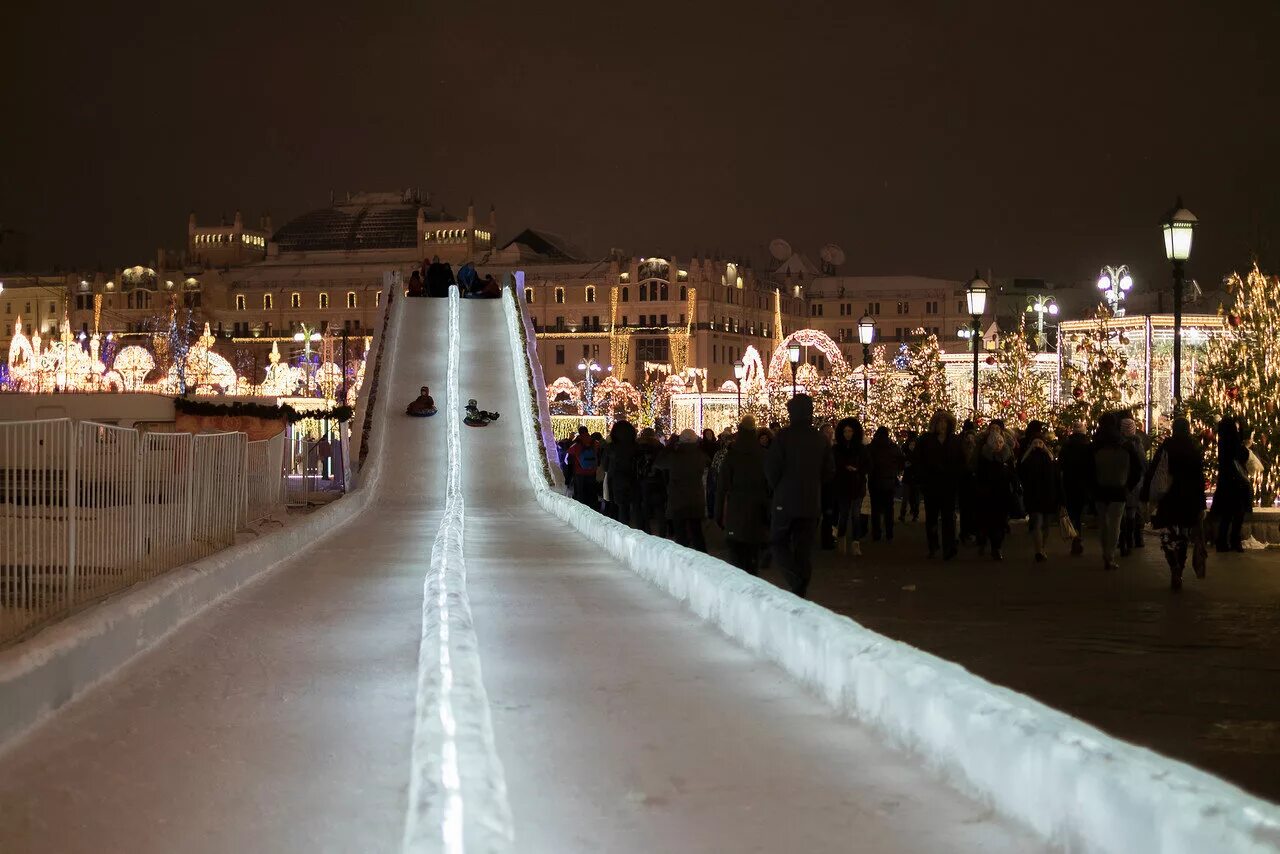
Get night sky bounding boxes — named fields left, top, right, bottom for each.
left=5, top=1, right=1278, bottom=291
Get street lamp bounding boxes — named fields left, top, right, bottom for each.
left=787, top=343, right=801, bottom=397
left=732, top=359, right=745, bottom=419
left=965, top=271, right=989, bottom=417
left=577, top=358, right=611, bottom=415
left=857, top=315, right=875, bottom=402
left=294, top=325, right=323, bottom=395
left=1025, top=294, right=1059, bottom=351
left=1162, top=198, right=1197, bottom=409
left=1096, top=265, right=1134, bottom=316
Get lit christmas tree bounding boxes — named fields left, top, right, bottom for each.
left=860, top=344, right=904, bottom=432
left=1053, top=307, right=1138, bottom=434
left=1189, top=262, right=1280, bottom=503
left=980, top=317, right=1049, bottom=430
left=899, top=328, right=955, bottom=432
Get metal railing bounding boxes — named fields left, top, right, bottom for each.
left=1, top=418, right=286, bottom=645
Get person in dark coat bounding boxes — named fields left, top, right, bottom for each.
left=1057, top=419, right=1093, bottom=556
left=635, top=428, right=667, bottom=534
left=1212, top=416, right=1251, bottom=552
left=603, top=419, right=641, bottom=528
left=701, top=428, right=720, bottom=519
left=656, top=429, right=709, bottom=550
left=832, top=417, right=870, bottom=556
left=914, top=410, right=964, bottom=559
left=1018, top=420, right=1059, bottom=563
left=407, top=269, right=425, bottom=297
left=957, top=419, right=979, bottom=543
left=716, top=417, right=770, bottom=573
left=1092, top=411, right=1144, bottom=571
left=866, top=426, right=904, bottom=541
left=764, top=395, right=835, bottom=598
left=973, top=424, right=1018, bottom=560
left=425, top=255, right=452, bottom=298
left=1118, top=415, right=1148, bottom=556
left=898, top=432, right=921, bottom=522
left=1142, top=417, right=1208, bottom=589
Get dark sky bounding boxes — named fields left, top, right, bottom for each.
left=4, top=1, right=1278, bottom=291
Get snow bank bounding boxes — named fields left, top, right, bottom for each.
left=500, top=289, right=1280, bottom=854
left=0, top=285, right=405, bottom=753
left=402, top=288, right=513, bottom=854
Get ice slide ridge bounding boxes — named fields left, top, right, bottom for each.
left=499, top=288, right=1280, bottom=854
left=403, top=287, right=513, bottom=853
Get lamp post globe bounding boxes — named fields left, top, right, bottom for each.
left=1162, top=198, right=1197, bottom=408
left=786, top=343, right=802, bottom=398
left=964, top=271, right=988, bottom=416
left=857, top=315, right=875, bottom=402
left=733, top=359, right=745, bottom=418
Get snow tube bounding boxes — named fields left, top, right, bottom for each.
left=407, top=408, right=438, bottom=418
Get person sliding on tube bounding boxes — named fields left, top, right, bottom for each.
left=464, top=399, right=500, bottom=426
left=406, top=386, right=437, bottom=417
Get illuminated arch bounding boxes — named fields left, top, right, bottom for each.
left=740, top=344, right=767, bottom=393
left=767, top=329, right=848, bottom=379
left=593, top=376, right=641, bottom=415
left=546, top=375, right=581, bottom=404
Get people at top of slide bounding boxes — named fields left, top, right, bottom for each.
left=406, top=386, right=437, bottom=417
left=424, top=256, right=455, bottom=297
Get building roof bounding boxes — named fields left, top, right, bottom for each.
left=272, top=203, right=422, bottom=253
left=498, top=228, right=584, bottom=263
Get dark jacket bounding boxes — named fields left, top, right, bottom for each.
left=1143, top=431, right=1206, bottom=528
left=974, top=439, right=1018, bottom=516
left=603, top=421, right=639, bottom=499
left=1057, top=431, right=1093, bottom=503
left=832, top=418, right=870, bottom=500
left=1018, top=438, right=1060, bottom=514
left=655, top=443, right=708, bottom=520
left=425, top=261, right=453, bottom=298
left=1091, top=423, right=1144, bottom=503
left=1213, top=421, right=1252, bottom=510
left=914, top=414, right=964, bottom=494
left=716, top=427, right=770, bottom=544
left=867, top=428, right=905, bottom=492
left=636, top=439, right=666, bottom=513
left=764, top=396, right=835, bottom=520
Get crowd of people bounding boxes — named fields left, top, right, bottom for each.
left=407, top=257, right=500, bottom=298
left=557, top=395, right=1257, bottom=596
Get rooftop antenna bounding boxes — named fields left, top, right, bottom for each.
left=768, top=238, right=793, bottom=265
left=818, top=243, right=845, bottom=275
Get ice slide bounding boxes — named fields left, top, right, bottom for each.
left=3, top=287, right=1270, bottom=853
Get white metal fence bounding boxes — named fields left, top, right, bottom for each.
left=1, top=419, right=287, bottom=644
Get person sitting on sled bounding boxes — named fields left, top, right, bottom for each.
left=464, top=398, right=501, bottom=426
left=406, top=386, right=437, bottom=417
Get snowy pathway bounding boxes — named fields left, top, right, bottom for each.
left=458, top=299, right=1047, bottom=853
left=0, top=299, right=451, bottom=854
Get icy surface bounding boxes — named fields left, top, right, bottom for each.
left=498, top=290, right=1280, bottom=854
left=0, top=297, right=445, bottom=854
left=464, top=295, right=1046, bottom=852
left=402, top=288, right=513, bottom=853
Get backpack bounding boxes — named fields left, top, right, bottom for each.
left=576, top=443, right=599, bottom=473
left=1094, top=445, right=1130, bottom=491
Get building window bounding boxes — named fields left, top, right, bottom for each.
left=639, top=285, right=647, bottom=302
left=263, top=293, right=273, bottom=310
left=319, top=293, right=330, bottom=309
left=660, top=314, right=667, bottom=326
left=621, top=315, right=628, bottom=327
left=376, top=291, right=382, bottom=307
left=582, top=344, right=590, bottom=358
left=635, top=337, right=669, bottom=362
left=585, top=286, right=596, bottom=303
left=555, top=287, right=565, bottom=304
left=897, top=301, right=910, bottom=314
left=347, top=292, right=357, bottom=308
left=660, top=284, right=668, bottom=300
left=867, top=302, right=881, bottom=315
left=291, top=292, right=301, bottom=309
left=524, top=287, right=534, bottom=303
left=679, top=285, right=687, bottom=301
left=235, top=294, right=246, bottom=311
left=621, top=287, right=629, bottom=302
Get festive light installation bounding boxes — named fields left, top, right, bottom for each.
left=766, top=329, right=848, bottom=380
left=1053, top=307, right=1139, bottom=435
left=1188, top=263, right=1280, bottom=503
left=979, top=318, right=1050, bottom=430
left=898, top=329, right=955, bottom=432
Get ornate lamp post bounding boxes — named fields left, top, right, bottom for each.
left=857, top=314, right=875, bottom=402
left=965, top=272, right=989, bottom=417
left=577, top=358, right=611, bottom=414
left=293, top=325, right=322, bottom=395
left=787, top=343, right=801, bottom=397
left=1025, top=294, right=1059, bottom=351
left=1162, top=198, right=1197, bottom=409
left=732, top=359, right=745, bottom=419
left=1096, top=265, right=1134, bottom=316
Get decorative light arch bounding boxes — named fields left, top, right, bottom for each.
left=546, top=375, right=582, bottom=404
left=767, top=329, right=848, bottom=379
left=592, top=375, right=641, bottom=415
left=740, top=344, right=767, bottom=393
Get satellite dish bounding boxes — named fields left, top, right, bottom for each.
left=769, top=238, right=793, bottom=262
left=819, top=243, right=846, bottom=268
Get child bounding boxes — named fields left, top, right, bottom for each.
left=464, top=398, right=501, bottom=426
left=406, top=386, right=437, bottom=417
